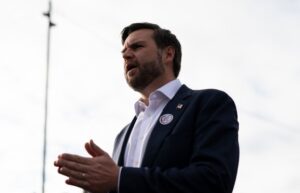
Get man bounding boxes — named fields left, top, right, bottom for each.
left=54, top=22, right=239, bottom=193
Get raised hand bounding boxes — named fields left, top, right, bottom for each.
left=54, top=140, right=119, bottom=193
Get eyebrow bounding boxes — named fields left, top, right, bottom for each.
left=121, top=41, right=146, bottom=53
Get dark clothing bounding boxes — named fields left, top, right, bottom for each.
left=112, top=85, right=239, bottom=193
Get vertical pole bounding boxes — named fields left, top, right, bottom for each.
left=42, top=1, right=55, bottom=193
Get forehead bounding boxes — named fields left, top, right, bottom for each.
left=124, top=29, right=155, bottom=45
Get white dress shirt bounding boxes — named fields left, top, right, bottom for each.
left=124, top=79, right=182, bottom=167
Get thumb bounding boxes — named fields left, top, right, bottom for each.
left=86, top=140, right=107, bottom=157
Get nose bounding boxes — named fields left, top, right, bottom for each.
left=122, top=49, right=134, bottom=62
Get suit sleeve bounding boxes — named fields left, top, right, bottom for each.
left=118, top=91, right=239, bottom=193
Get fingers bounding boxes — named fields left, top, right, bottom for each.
left=66, top=177, right=89, bottom=190
left=58, top=153, right=90, bottom=164
left=85, top=139, right=107, bottom=157
left=58, top=166, right=87, bottom=180
left=54, top=154, right=91, bottom=190
left=55, top=158, right=89, bottom=173
left=85, top=142, right=97, bottom=157
left=60, top=169, right=90, bottom=191
left=90, top=139, right=107, bottom=156
left=54, top=142, right=117, bottom=193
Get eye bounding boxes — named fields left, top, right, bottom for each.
left=131, top=44, right=143, bottom=50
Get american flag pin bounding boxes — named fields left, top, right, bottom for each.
left=176, top=103, right=183, bottom=109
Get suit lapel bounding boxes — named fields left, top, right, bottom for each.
left=142, top=85, right=193, bottom=166
left=112, top=117, right=137, bottom=166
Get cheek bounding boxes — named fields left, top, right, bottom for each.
left=136, top=51, right=156, bottom=63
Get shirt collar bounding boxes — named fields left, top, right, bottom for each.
left=156, top=79, right=182, bottom=100
left=134, top=79, right=182, bottom=115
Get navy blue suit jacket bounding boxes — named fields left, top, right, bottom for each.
left=112, top=85, right=239, bottom=193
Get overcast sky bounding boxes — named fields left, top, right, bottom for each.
left=0, top=0, right=299, bottom=193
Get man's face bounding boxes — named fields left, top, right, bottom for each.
left=122, top=29, right=165, bottom=91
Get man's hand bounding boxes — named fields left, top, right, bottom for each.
left=54, top=140, right=119, bottom=193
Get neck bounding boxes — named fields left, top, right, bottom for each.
left=139, top=77, right=175, bottom=105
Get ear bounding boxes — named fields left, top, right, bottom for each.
left=163, top=46, right=175, bottom=65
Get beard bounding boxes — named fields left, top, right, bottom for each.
left=125, top=52, right=165, bottom=92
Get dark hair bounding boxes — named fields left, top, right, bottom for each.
left=121, top=22, right=182, bottom=78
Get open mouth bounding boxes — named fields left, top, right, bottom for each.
left=126, top=63, right=138, bottom=74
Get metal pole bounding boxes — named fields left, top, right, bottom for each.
left=42, top=1, right=55, bottom=193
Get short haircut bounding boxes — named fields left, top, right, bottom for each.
left=121, top=22, right=182, bottom=78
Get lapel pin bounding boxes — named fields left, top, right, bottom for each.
left=159, top=114, right=174, bottom=125
left=176, top=103, right=183, bottom=109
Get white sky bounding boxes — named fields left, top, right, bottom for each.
left=0, top=0, right=299, bottom=193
